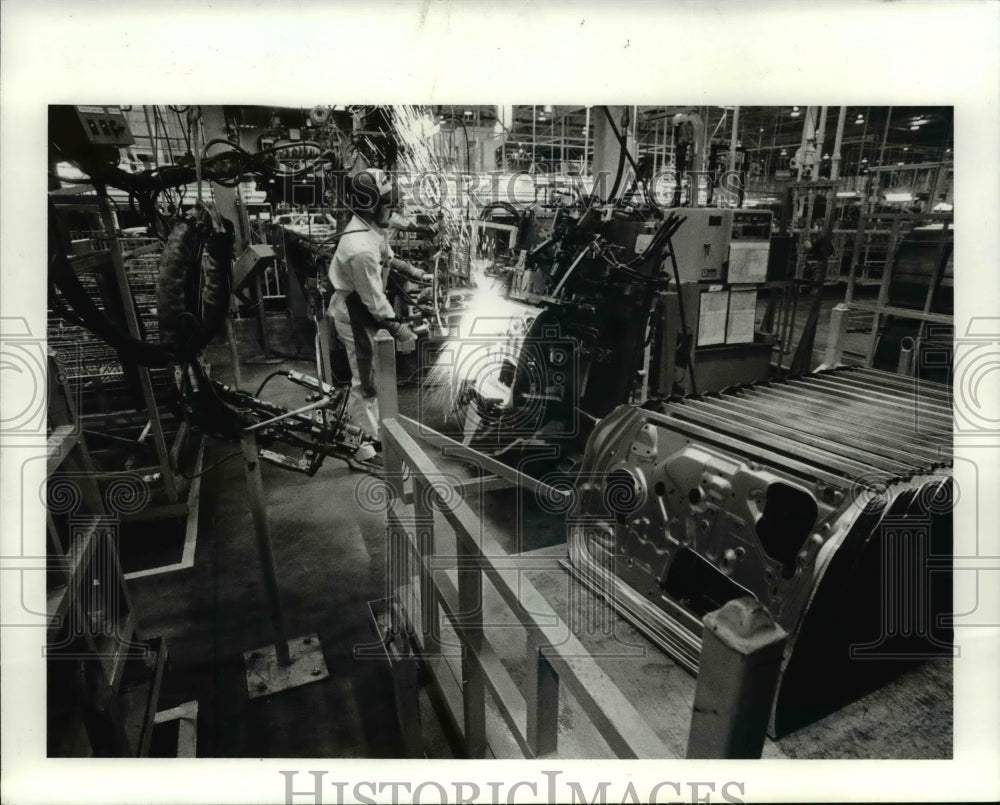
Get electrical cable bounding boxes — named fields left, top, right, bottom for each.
left=457, top=116, right=471, bottom=172
left=194, top=110, right=204, bottom=206
left=174, top=106, right=193, bottom=156
left=599, top=106, right=629, bottom=202
left=47, top=277, right=89, bottom=329
left=664, top=228, right=698, bottom=395
left=478, top=202, right=522, bottom=221
left=255, top=370, right=287, bottom=397
left=595, top=213, right=682, bottom=275
left=601, top=106, right=654, bottom=208
left=49, top=234, right=172, bottom=367
left=154, top=106, right=176, bottom=166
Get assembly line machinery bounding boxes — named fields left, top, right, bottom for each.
left=45, top=105, right=954, bottom=748
left=47, top=105, right=386, bottom=480
left=436, top=184, right=952, bottom=737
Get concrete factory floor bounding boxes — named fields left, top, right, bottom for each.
left=128, top=345, right=566, bottom=758
left=124, top=285, right=951, bottom=759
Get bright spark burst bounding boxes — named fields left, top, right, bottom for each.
left=386, top=106, right=539, bottom=430
left=383, top=104, right=466, bottom=245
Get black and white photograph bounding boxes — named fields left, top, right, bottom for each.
left=2, top=3, right=999, bottom=804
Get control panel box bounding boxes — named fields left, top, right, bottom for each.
left=667, top=207, right=733, bottom=283
left=50, top=105, right=135, bottom=151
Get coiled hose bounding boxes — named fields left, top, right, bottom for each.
left=50, top=201, right=233, bottom=367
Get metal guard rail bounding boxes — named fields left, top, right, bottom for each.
left=373, top=332, right=672, bottom=759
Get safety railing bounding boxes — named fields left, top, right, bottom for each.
left=372, top=331, right=671, bottom=758
left=371, top=331, right=786, bottom=759
left=824, top=212, right=954, bottom=371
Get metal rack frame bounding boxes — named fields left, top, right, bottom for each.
left=49, top=188, right=188, bottom=512
left=843, top=211, right=953, bottom=369
left=46, top=351, right=167, bottom=757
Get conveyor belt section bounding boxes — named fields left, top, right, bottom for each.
left=565, top=366, right=952, bottom=733
left=657, top=366, right=952, bottom=483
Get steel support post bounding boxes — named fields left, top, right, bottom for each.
left=525, top=635, right=559, bottom=757
left=592, top=105, right=632, bottom=202
left=374, top=330, right=404, bottom=500
left=822, top=302, right=851, bottom=368
left=241, top=430, right=292, bottom=666
left=457, top=529, right=486, bottom=758
left=897, top=339, right=914, bottom=376
left=96, top=192, right=179, bottom=503
left=240, top=430, right=329, bottom=697
left=727, top=105, right=740, bottom=174
left=199, top=106, right=246, bottom=253
left=225, top=313, right=244, bottom=390
left=831, top=106, right=847, bottom=180
left=687, top=598, right=787, bottom=759
left=412, top=475, right=440, bottom=655
left=374, top=329, right=408, bottom=640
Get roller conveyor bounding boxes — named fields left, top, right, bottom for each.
left=566, top=365, right=952, bottom=736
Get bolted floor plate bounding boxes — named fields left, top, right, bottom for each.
left=243, top=634, right=329, bottom=699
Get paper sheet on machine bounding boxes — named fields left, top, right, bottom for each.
left=697, top=289, right=729, bottom=346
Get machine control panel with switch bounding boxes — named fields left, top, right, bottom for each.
left=50, top=105, right=135, bottom=147
left=65, top=105, right=135, bottom=147
left=665, top=207, right=733, bottom=283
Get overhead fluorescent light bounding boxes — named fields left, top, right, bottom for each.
left=885, top=191, right=913, bottom=202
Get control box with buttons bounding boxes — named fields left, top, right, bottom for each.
left=69, top=105, right=135, bottom=146
left=49, top=104, right=135, bottom=164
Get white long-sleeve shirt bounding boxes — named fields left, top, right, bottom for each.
left=328, top=215, right=396, bottom=325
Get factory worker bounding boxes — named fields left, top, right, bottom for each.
left=328, top=167, right=432, bottom=464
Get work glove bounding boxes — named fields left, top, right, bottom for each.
left=383, top=319, right=417, bottom=344
left=419, top=272, right=434, bottom=284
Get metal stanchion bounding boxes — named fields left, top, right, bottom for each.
left=687, top=598, right=787, bottom=758
left=225, top=313, right=244, bottom=391
left=374, top=331, right=404, bottom=501
left=819, top=302, right=851, bottom=370
left=897, top=337, right=914, bottom=376
left=240, top=429, right=329, bottom=698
